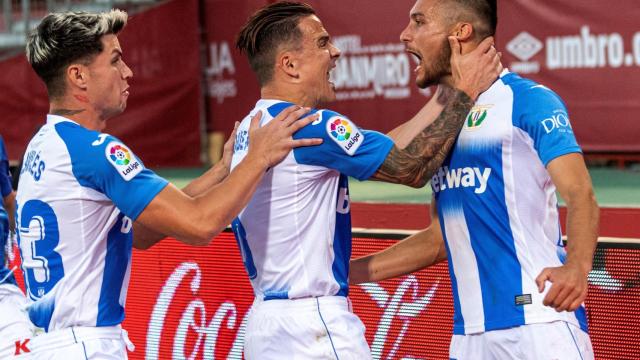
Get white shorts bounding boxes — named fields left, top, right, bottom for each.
left=449, top=321, right=594, bottom=360
left=244, top=296, right=371, bottom=360
left=25, top=325, right=134, bottom=360
left=0, top=284, right=35, bottom=358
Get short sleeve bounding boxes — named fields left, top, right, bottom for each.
left=512, top=86, right=582, bottom=166
left=55, top=123, right=169, bottom=220
left=291, top=108, right=394, bottom=180
left=0, top=137, right=12, bottom=197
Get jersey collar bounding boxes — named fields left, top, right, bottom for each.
left=46, top=114, right=81, bottom=127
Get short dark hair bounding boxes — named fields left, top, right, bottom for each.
left=236, top=1, right=315, bottom=86
left=26, top=10, right=128, bottom=100
left=443, top=0, right=497, bottom=40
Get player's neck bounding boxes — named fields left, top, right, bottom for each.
left=439, top=75, right=455, bottom=89
left=49, top=97, right=106, bottom=131
left=260, top=86, right=317, bottom=108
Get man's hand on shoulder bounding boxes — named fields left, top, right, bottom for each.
left=247, top=106, right=322, bottom=168
left=449, top=36, right=503, bottom=100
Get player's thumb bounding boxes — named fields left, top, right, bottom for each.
left=448, top=36, right=461, bottom=56
left=249, top=110, right=263, bottom=132
left=535, top=269, right=551, bottom=293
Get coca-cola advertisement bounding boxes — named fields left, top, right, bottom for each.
left=7, top=229, right=640, bottom=359
left=113, top=232, right=639, bottom=360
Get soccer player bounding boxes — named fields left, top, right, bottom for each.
left=231, top=2, right=501, bottom=359
left=0, top=136, right=34, bottom=358
left=350, top=1, right=599, bottom=359
left=17, top=10, right=320, bottom=359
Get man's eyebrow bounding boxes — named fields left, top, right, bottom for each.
left=317, top=34, right=330, bottom=43
left=112, top=48, right=123, bottom=57
left=411, top=12, right=425, bottom=21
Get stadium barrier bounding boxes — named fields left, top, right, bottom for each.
left=117, top=232, right=637, bottom=359
left=7, top=205, right=640, bottom=359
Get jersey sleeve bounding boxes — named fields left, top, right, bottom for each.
left=512, top=86, right=582, bottom=166
left=0, top=137, right=12, bottom=197
left=292, top=109, right=394, bottom=180
left=56, top=123, right=169, bottom=220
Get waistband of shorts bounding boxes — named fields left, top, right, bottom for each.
left=253, top=295, right=351, bottom=312
left=29, top=325, right=135, bottom=352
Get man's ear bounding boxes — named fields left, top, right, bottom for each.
left=66, top=64, right=88, bottom=90
left=452, top=22, right=474, bottom=42
left=277, top=51, right=300, bottom=82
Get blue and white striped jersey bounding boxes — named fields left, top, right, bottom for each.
left=15, top=115, right=168, bottom=332
left=0, top=135, right=16, bottom=286
left=432, top=70, right=587, bottom=335
left=231, top=100, right=393, bottom=300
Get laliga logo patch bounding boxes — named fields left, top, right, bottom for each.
left=106, top=142, right=143, bottom=181
left=326, top=116, right=364, bottom=156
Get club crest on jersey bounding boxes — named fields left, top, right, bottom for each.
left=105, top=142, right=143, bottom=181
left=326, top=116, right=364, bottom=156
left=464, top=105, right=493, bottom=130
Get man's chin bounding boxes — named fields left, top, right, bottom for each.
left=417, top=72, right=443, bottom=89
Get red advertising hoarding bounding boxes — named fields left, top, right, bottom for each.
left=125, top=233, right=640, bottom=359
left=8, top=226, right=640, bottom=358
left=499, top=0, right=640, bottom=152
left=202, top=0, right=265, bottom=134
left=204, top=0, right=639, bottom=152
left=2, top=0, right=637, bottom=164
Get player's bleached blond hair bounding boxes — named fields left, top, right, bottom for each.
left=26, top=9, right=128, bottom=99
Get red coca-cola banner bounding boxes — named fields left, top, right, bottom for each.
left=0, top=0, right=202, bottom=166
left=205, top=0, right=640, bottom=152
left=8, top=229, right=640, bottom=359
left=125, top=233, right=639, bottom=360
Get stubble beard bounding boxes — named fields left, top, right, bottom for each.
left=416, top=37, right=452, bottom=89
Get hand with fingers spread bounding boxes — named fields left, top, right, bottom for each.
left=449, top=36, right=503, bottom=100
left=247, top=105, right=322, bottom=168
left=535, top=262, right=590, bottom=312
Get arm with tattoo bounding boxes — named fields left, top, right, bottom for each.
left=371, top=89, right=473, bottom=187
left=371, top=36, right=502, bottom=188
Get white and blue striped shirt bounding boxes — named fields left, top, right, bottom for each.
left=432, top=70, right=587, bottom=335
left=231, top=100, right=393, bottom=301
left=16, top=115, right=167, bottom=332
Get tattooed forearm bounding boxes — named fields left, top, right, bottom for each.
left=372, top=89, right=474, bottom=188
left=50, top=109, right=85, bottom=116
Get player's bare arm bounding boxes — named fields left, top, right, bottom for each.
left=387, top=85, right=452, bottom=149
left=535, top=153, right=599, bottom=312
left=350, top=196, right=447, bottom=284
left=133, top=122, right=239, bottom=249
left=134, top=106, right=321, bottom=248
left=371, top=37, right=502, bottom=188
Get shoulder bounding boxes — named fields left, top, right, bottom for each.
left=502, top=73, right=566, bottom=110
left=296, top=108, right=356, bottom=137
left=54, top=122, right=142, bottom=182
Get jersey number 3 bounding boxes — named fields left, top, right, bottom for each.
left=17, top=200, right=65, bottom=300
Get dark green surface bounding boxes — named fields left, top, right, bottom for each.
left=155, top=166, right=640, bottom=207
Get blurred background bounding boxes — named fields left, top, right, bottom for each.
left=2, top=1, right=639, bottom=359
left=1, top=1, right=638, bottom=194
